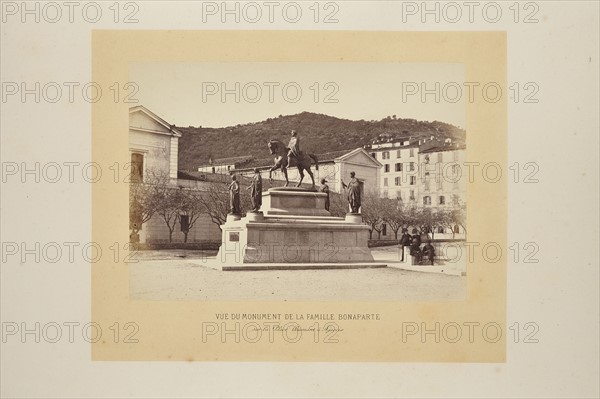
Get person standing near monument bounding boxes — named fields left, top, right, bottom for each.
left=411, top=229, right=422, bottom=246
left=422, top=240, right=435, bottom=266
left=399, top=229, right=411, bottom=261
left=228, top=175, right=241, bottom=215
left=247, top=168, right=263, bottom=212
left=319, top=178, right=330, bottom=211
left=287, top=129, right=300, bottom=168
left=341, top=171, right=362, bottom=213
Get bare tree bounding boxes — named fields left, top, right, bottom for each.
left=382, top=198, right=406, bottom=239
left=196, top=179, right=253, bottom=231
left=329, top=191, right=348, bottom=217
left=178, top=189, right=206, bottom=243
left=403, top=205, right=422, bottom=235
left=196, top=182, right=229, bottom=231
left=155, top=188, right=184, bottom=243
left=362, top=190, right=385, bottom=239
left=444, top=198, right=467, bottom=238
left=129, top=169, right=171, bottom=235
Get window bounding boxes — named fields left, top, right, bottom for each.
left=454, top=225, right=460, bottom=233
left=410, top=148, right=415, bottom=157
left=439, top=195, right=445, bottom=205
left=211, top=166, right=215, bottom=173
left=395, top=177, right=401, bottom=186
left=179, top=215, right=189, bottom=232
left=437, top=226, right=445, bottom=234
left=423, top=196, right=431, bottom=205
left=383, top=178, right=388, bottom=186
left=371, top=152, right=377, bottom=159
left=410, top=190, right=415, bottom=200
left=437, top=152, right=443, bottom=163
left=396, top=190, right=402, bottom=200
left=382, top=151, right=390, bottom=160
left=437, top=178, right=443, bottom=191
left=410, top=176, right=416, bottom=185
left=395, top=163, right=402, bottom=172
left=382, top=223, right=387, bottom=236
left=409, top=162, right=415, bottom=171
left=131, top=153, right=143, bottom=182
left=384, top=164, right=390, bottom=173
left=396, top=149, right=401, bottom=158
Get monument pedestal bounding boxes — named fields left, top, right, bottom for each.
left=215, top=188, right=382, bottom=270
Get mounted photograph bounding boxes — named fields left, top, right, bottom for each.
left=92, top=30, right=507, bottom=362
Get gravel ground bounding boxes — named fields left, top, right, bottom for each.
left=128, top=254, right=466, bottom=302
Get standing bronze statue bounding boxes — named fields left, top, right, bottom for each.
left=267, top=130, right=319, bottom=188
left=247, top=168, right=263, bottom=212
left=228, top=175, right=241, bottom=215
left=341, top=171, right=362, bottom=213
left=319, top=178, right=330, bottom=211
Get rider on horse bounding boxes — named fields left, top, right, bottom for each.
left=267, top=131, right=318, bottom=188
left=287, top=130, right=301, bottom=167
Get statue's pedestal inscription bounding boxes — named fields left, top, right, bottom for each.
left=216, top=188, right=380, bottom=270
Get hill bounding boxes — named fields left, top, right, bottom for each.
left=176, top=112, right=465, bottom=171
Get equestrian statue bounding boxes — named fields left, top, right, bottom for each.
left=267, top=130, right=319, bottom=188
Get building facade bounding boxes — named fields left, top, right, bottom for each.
left=197, top=155, right=253, bottom=174
left=129, top=106, right=221, bottom=244
left=418, top=144, right=467, bottom=210
left=367, top=137, right=421, bottom=202
left=364, top=133, right=467, bottom=240
left=129, top=106, right=180, bottom=183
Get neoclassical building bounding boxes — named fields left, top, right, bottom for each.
left=129, top=106, right=221, bottom=244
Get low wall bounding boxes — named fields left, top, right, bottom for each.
left=132, top=241, right=221, bottom=251
left=368, top=238, right=465, bottom=249
left=368, top=240, right=400, bottom=248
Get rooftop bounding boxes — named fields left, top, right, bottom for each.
left=202, top=155, right=254, bottom=167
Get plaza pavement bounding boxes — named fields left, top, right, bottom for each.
left=128, top=247, right=467, bottom=302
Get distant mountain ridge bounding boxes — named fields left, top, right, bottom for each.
left=176, top=112, right=465, bottom=171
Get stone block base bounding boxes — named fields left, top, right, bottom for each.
left=215, top=188, right=377, bottom=268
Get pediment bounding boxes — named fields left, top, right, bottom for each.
left=129, top=106, right=182, bottom=137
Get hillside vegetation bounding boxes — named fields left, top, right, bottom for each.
left=177, top=112, right=465, bottom=171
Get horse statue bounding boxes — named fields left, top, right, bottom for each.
left=267, top=139, right=319, bottom=188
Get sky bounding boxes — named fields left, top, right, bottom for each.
left=130, top=62, right=466, bottom=129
